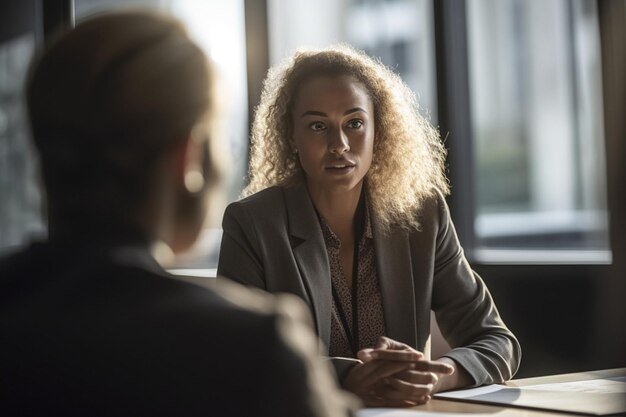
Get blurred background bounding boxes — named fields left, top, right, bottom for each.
left=1, top=0, right=624, bottom=378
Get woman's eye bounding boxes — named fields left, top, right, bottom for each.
left=347, top=119, right=364, bottom=129
left=309, top=122, right=326, bottom=131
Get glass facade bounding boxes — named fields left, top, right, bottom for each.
left=75, top=0, right=249, bottom=270
left=269, top=0, right=438, bottom=121
left=467, top=0, right=610, bottom=262
left=0, top=34, right=43, bottom=252
left=0, top=1, right=248, bottom=270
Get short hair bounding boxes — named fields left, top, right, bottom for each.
left=245, top=45, right=449, bottom=231
left=26, top=11, right=215, bottom=228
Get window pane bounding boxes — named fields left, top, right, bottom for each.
left=467, top=0, right=610, bottom=263
left=74, top=0, right=249, bottom=202
left=269, top=0, right=437, bottom=120
left=74, top=0, right=249, bottom=271
left=0, top=34, right=43, bottom=253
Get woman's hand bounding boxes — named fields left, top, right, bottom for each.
left=343, top=337, right=455, bottom=407
left=342, top=357, right=430, bottom=407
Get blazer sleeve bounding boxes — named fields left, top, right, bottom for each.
left=430, top=192, right=522, bottom=386
left=218, top=202, right=266, bottom=289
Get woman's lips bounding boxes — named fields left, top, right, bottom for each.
left=325, top=162, right=356, bottom=175
left=325, top=159, right=356, bottom=168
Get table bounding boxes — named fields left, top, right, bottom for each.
left=357, top=368, right=626, bottom=417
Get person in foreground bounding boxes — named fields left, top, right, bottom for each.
left=218, top=45, right=522, bottom=407
left=0, top=12, right=354, bottom=416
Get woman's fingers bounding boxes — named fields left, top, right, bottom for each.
left=357, top=359, right=417, bottom=386
left=357, top=348, right=375, bottom=362
left=344, top=361, right=441, bottom=408
left=367, top=379, right=432, bottom=406
left=347, top=337, right=454, bottom=408
left=369, top=348, right=423, bottom=362
left=343, top=360, right=415, bottom=395
left=374, top=336, right=415, bottom=351
left=409, top=359, right=455, bottom=375
left=351, top=358, right=454, bottom=392
left=364, top=336, right=425, bottom=363
left=394, top=370, right=439, bottom=386
left=359, top=346, right=454, bottom=377
left=381, top=377, right=434, bottom=400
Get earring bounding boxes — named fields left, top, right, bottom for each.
left=184, top=165, right=205, bottom=194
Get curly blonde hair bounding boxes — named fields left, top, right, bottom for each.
left=245, top=44, right=449, bottom=231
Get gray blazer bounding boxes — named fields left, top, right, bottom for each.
left=218, top=185, right=521, bottom=385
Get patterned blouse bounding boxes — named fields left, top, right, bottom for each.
left=319, top=203, right=387, bottom=358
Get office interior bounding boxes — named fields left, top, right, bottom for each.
left=1, top=0, right=624, bottom=380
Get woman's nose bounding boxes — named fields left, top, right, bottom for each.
left=328, top=128, right=350, bottom=154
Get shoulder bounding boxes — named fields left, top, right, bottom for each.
left=211, top=279, right=320, bottom=386
left=405, top=188, right=449, bottom=235
left=0, top=246, right=30, bottom=274
left=154, top=274, right=313, bottom=338
left=232, top=186, right=286, bottom=209
left=223, top=186, right=284, bottom=220
left=421, top=188, right=448, bottom=213
left=0, top=242, right=69, bottom=298
left=0, top=242, right=49, bottom=269
left=222, top=186, right=301, bottom=233
left=213, top=277, right=313, bottom=329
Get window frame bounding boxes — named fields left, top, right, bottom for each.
left=431, top=0, right=625, bottom=376
left=433, top=0, right=614, bottom=266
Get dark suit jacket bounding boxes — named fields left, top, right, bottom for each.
left=218, top=185, right=521, bottom=385
left=0, top=241, right=354, bottom=416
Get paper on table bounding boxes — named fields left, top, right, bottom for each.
left=432, top=383, right=506, bottom=399
left=522, top=376, right=626, bottom=394
left=434, top=377, right=626, bottom=416
left=358, top=409, right=497, bottom=417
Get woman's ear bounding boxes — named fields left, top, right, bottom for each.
left=169, top=134, right=191, bottom=189
left=163, top=129, right=210, bottom=255
left=183, top=139, right=206, bottom=194
left=174, top=126, right=209, bottom=195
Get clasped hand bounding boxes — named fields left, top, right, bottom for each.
left=343, top=336, right=454, bottom=407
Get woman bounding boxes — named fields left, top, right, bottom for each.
left=218, top=45, right=521, bottom=407
left=0, top=13, right=353, bottom=416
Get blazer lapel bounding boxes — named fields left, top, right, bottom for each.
left=284, top=185, right=333, bottom=350
left=372, top=219, right=418, bottom=348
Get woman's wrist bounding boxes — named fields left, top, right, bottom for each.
left=432, top=357, right=473, bottom=393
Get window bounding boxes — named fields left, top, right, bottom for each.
left=76, top=0, right=249, bottom=271
left=466, top=0, right=610, bottom=263
left=0, top=33, right=43, bottom=253
left=0, top=0, right=250, bottom=271
left=268, top=0, right=438, bottom=120
left=74, top=0, right=249, bottom=204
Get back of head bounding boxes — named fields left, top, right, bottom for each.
left=27, top=11, right=214, bottom=239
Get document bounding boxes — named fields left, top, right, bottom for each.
left=434, top=376, right=626, bottom=415
left=522, top=376, right=626, bottom=394
left=358, top=410, right=496, bottom=417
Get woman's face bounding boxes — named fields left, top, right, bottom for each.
left=291, top=75, right=375, bottom=197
